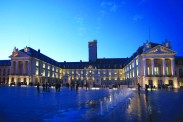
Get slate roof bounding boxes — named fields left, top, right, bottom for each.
left=126, top=42, right=161, bottom=64
left=5, top=42, right=162, bottom=69
left=20, top=47, right=60, bottom=67
left=0, top=60, right=11, bottom=66
left=59, top=58, right=128, bottom=69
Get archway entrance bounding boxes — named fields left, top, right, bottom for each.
left=86, top=65, right=94, bottom=87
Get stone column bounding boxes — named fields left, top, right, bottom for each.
left=22, top=61, right=25, bottom=75
left=16, top=61, right=19, bottom=75
left=162, top=59, right=166, bottom=76
left=171, top=58, right=175, bottom=76
left=134, top=59, right=137, bottom=77
left=10, top=61, right=13, bottom=75
left=28, top=60, right=30, bottom=76
left=143, top=58, right=146, bottom=76
left=151, top=58, right=154, bottom=75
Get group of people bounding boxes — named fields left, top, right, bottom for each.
left=137, top=83, right=156, bottom=93
left=69, top=82, right=82, bottom=91
left=42, top=82, right=51, bottom=92
left=55, top=82, right=61, bottom=92
left=36, top=82, right=62, bottom=93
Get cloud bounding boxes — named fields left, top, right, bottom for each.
left=75, top=17, right=84, bottom=25
left=133, top=14, right=143, bottom=22
left=110, top=3, right=118, bottom=12
left=75, top=16, right=86, bottom=36
left=100, top=1, right=118, bottom=12
left=98, top=1, right=119, bottom=22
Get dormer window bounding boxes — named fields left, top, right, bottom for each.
left=36, top=61, right=39, bottom=66
left=146, top=43, right=150, bottom=48
left=43, top=63, right=45, bottom=68
left=166, top=43, right=169, bottom=47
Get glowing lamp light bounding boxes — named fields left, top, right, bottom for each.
left=91, top=88, right=100, bottom=90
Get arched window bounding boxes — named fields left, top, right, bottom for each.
left=179, top=69, right=183, bottom=77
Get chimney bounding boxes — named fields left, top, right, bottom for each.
left=38, top=49, right=40, bottom=53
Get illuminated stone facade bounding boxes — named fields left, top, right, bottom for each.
left=5, top=47, right=62, bottom=85
left=0, top=40, right=182, bottom=88
left=123, top=41, right=178, bottom=88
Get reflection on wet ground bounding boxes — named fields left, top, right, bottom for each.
left=98, top=89, right=183, bottom=122
left=0, top=86, right=183, bottom=122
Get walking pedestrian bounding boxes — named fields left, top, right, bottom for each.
left=37, top=82, right=40, bottom=93
left=137, top=83, right=141, bottom=92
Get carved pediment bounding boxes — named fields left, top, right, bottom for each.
left=9, top=51, right=30, bottom=58
left=143, top=45, right=176, bottom=55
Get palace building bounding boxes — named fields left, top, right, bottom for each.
left=0, top=40, right=183, bottom=88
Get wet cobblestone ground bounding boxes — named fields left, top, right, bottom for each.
left=0, top=86, right=183, bottom=122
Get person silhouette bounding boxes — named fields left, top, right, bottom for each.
left=137, top=83, right=141, bottom=92
left=37, top=82, right=40, bottom=93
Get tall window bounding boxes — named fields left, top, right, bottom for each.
left=42, top=70, right=45, bottom=76
left=179, top=69, right=183, bottom=77
left=166, top=67, right=169, bottom=75
left=109, top=72, right=111, bottom=76
left=147, top=67, right=150, bottom=75
left=154, top=67, right=159, bottom=75
left=63, top=71, right=65, bottom=75
left=36, top=61, right=39, bottom=66
left=36, top=68, right=39, bottom=75
left=43, top=63, right=45, bottom=68
left=103, top=77, right=106, bottom=80
left=136, top=59, right=138, bottom=66
left=136, top=68, right=139, bottom=76
left=109, top=77, right=111, bottom=80
left=98, top=70, right=100, bottom=74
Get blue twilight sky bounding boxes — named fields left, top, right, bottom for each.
left=0, top=0, right=183, bottom=62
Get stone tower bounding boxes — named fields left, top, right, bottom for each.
left=88, top=40, right=97, bottom=62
